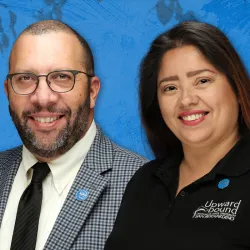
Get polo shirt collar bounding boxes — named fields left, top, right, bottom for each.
left=155, top=154, right=181, bottom=192
left=214, top=134, right=250, bottom=177
left=156, top=134, right=250, bottom=187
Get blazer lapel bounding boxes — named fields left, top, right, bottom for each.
left=44, top=127, right=113, bottom=250
left=0, top=147, right=22, bottom=226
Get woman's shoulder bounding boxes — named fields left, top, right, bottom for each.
left=126, top=158, right=166, bottom=187
left=135, top=158, right=165, bottom=174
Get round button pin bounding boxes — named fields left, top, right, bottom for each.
left=76, top=189, right=89, bottom=201
left=218, top=179, right=230, bottom=189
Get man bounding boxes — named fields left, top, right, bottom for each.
left=0, top=20, right=147, bottom=250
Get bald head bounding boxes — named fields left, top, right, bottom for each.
left=9, top=20, right=94, bottom=75
left=23, top=20, right=73, bottom=35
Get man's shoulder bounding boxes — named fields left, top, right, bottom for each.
left=109, top=142, right=148, bottom=175
left=0, top=146, right=22, bottom=174
left=93, top=126, right=148, bottom=169
left=0, top=146, right=22, bottom=162
left=111, top=142, right=148, bottom=165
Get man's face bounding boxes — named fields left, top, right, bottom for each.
left=5, top=32, right=100, bottom=161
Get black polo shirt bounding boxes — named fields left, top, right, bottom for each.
left=105, top=135, right=250, bottom=250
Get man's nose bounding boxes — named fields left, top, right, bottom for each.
left=29, top=76, right=59, bottom=107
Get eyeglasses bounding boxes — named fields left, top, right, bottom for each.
left=6, top=70, right=94, bottom=95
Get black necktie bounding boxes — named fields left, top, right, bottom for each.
left=10, top=162, right=50, bottom=250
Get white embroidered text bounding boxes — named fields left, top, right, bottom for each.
left=193, top=200, right=241, bottom=221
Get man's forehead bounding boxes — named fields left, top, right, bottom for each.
left=13, top=31, right=80, bottom=47
left=10, top=31, right=84, bottom=55
left=9, top=32, right=85, bottom=72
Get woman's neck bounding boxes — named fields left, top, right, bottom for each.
left=176, top=131, right=240, bottom=195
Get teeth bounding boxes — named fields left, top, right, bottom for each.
left=182, top=113, right=205, bottom=121
left=34, top=117, right=59, bottom=123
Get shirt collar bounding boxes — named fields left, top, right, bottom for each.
left=214, top=134, right=250, bottom=177
left=156, top=134, right=250, bottom=186
left=155, top=154, right=181, bottom=190
left=22, top=120, right=97, bottom=194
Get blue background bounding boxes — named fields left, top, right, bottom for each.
left=0, top=0, right=249, bottom=159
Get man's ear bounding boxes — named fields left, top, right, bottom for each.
left=4, top=80, right=9, bottom=99
left=89, top=76, right=100, bottom=109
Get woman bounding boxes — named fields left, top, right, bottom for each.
left=105, top=21, right=250, bottom=249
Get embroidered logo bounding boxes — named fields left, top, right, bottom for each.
left=193, top=200, right=241, bottom=221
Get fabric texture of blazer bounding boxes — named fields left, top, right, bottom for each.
left=0, top=126, right=147, bottom=250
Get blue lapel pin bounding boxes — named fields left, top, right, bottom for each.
left=218, top=179, right=230, bottom=189
left=76, top=189, right=89, bottom=201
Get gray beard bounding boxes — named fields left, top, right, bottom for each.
left=9, top=96, right=90, bottom=159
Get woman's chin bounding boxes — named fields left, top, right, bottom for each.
left=179, top=132, right=212, bottom=148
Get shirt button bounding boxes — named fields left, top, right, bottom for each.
left=180, top=191, right=185, bottom=197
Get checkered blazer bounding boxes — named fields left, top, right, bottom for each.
left=0, top=126, right=147, bottom=250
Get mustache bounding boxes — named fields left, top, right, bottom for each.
left=22, top=104, right=71, bottom=117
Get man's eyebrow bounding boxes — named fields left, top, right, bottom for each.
left=158, top=69, right=216, bottom=86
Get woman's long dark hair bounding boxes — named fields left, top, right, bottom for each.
left=139, top=21, right=250, bottom=159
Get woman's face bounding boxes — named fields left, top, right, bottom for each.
left=157, top=45, right=239, bottom=148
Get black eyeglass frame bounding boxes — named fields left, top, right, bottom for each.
left=6, top=70, right=94, bottom=95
